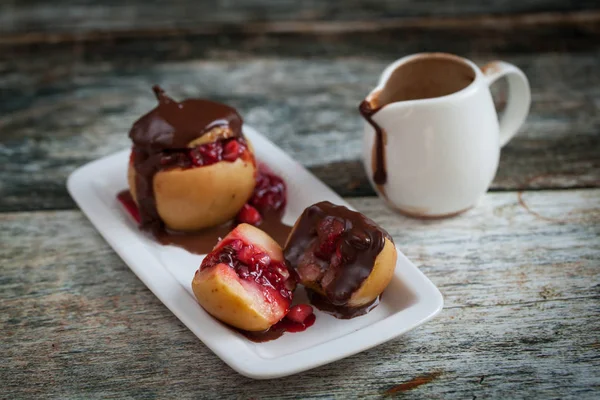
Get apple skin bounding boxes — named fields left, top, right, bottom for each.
left=128, top=148, right=257, bottom=231
left=192, top=224, right=294, bottom=332
left=347, top=237, right=397, bottom=307
left=192, top=263, right=288, bottom=331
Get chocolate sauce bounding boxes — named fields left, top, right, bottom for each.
left=129, top=86, right=243, bottom=232
left=121, top=86, right=293, bottom=253
left=284, top=201, right=392, bottom=313
left=255, top=210, right=293, bottom=248
left=359, top=100, right=386, bottom=185
left=157, top=211, right=291, bottom=254
left=156, top=224, right=235, bottom=255
left=117, top=190, right=291, bottom=254
left=306, top=289, right=380, bottom=319
left=239, top=313, right=316, bottom=343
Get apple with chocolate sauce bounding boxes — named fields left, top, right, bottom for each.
left=128, top=85, right=257, bottom=232
left=284, top=201, right=397, bottom=319
left=119, top=86, right=292, bottom=253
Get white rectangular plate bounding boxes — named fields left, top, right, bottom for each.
left=67, top=125, right=443, bottom=379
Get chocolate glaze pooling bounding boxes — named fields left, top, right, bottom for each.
left=129, top=86, right=243, bottom=232
left=284, top=201, right=392, bottom=312
left=306, top=289, right=380, bottom=319
left=158, top=209, right=291, bottom=255
left=117, top=190, right=291, bottom=254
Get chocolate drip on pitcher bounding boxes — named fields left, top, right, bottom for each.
left=129, top=86, right=243, bottom=233
left=359, top=100, right=386, bottom=185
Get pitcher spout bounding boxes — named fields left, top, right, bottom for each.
left=359, top=87, right=411, bottom=131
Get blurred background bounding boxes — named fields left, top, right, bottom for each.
left=1, top=0, right=598, bottom=210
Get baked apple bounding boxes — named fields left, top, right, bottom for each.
left=127, top=86, right=257, bottom=232
left=192, top=223, right=296, bottom=331
left=284, top=201, right=397, bottom=317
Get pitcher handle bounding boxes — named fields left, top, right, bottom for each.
left=483, top=61, right=531, bottom=147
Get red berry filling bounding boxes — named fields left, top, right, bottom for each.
left=314, top=216, right=346, bottom=259
left=267, top=304, right=316, bottom=334
left=124, top=154, right=289, bottom=232
left=235, top=165, right=288, bottom=226
left=249, top=166, right=286, bottom=213
left=295, top=216, right=348, bottom=285
left=201, top=239, right=294, bottom=302
left=130, top=137, right=248, bottom=169
left=236, top=204, right=263, bottom=225
left=285, top=304, right=314, bottom=324
left=117, top=191, right=140, bottom=223
left=223, top=140, right=242, bottom=161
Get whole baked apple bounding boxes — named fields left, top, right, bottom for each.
left=128, top=86, right=257, bottom=232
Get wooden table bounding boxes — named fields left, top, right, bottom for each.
left=1, top=1, right=599, bottom=398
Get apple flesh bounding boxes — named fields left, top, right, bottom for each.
left=128, top=136, right=257, bottom=231
left=192, top=224, right=296, bottom=331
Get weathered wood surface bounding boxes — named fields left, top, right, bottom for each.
left=2, top=3, right=599, bottom=396
left=1, top=30, right=599, bottom=211
left=1, top=190, right=599, bottom=398
left=2, top=0, right=599, bottom=37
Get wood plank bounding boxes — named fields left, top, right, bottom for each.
left=2, top=190, right=599, bottom=397
left=1, top=28, right=598, bottom=211
left=3, top=12, right=599, bottom=46
left=2, top=1, right=599, bottom=37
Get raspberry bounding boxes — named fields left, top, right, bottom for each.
left=236, top=204, right=263, bottom=226
left=286, top=304, right=314, bottom=324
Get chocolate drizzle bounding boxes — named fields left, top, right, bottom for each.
left=117, top=190, right=291, bottom=254
left=158, top=210, right=291, bottom=254
left=129, top=86, right=243, bottom=232
left=130, top=86, right=242, bottom=150
left=359, top=100, right=386, bottom=185
left=284, top=201, right=392, bottom=314
left=306, top=289, right=380, bottom=319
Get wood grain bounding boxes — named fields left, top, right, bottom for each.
left=3, top=3, right=599, bottom=397
left=2, top=190, right=599, bottom=398
left=2, top=0, right=599, bottom=37
left=1, top=31, right=598, bottom=211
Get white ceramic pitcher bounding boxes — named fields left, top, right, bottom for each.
left=361, top=53, right=530, bottom=218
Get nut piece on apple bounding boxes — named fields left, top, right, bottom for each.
left=284, top=201, right=397, bottom=317
left=192, top=224, right=297, bottom=331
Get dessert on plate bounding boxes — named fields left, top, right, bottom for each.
left=128, top=85, right=257, bottom=232
left=191, top=201, right=397, bottom=341
left=122, top=87, right=399, bottom=340
left=192, top=224, right=315, bottom=341
left=118, top=86, right=291, bottom=253
left=192, top=223, right=296, bottom=331
left=284, top=201, right=397, bottom=318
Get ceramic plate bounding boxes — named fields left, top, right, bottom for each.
left=67, top=125, right=443, bottom=379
